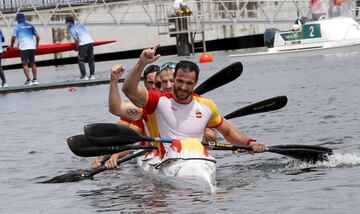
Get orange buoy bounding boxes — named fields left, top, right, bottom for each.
left=199, top=52, right=213, bottom=63
left=68, top=87, right=77, bottom=92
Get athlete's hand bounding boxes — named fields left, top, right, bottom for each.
left=105, top=155, right=119, bottom=169
left=249, top=141, right=266, bottom=153
left=111, top=64, right=125, bottom=81
left=90, top=157, right=105, bottom=170
left=139, top=44, right=161, bottom=65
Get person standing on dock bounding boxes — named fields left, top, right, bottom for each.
left=65, top=17, right=95, bottom=80
left=0, top=29, right=7, bottom=87
left=10, top=13, right=40, bottom=86
left=356, top=0, right=360, bottom=17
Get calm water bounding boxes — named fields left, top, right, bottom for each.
left=1, top=50, right=360, bottom=213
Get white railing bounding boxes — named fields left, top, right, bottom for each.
left=1, top=0, right=359, bottom=27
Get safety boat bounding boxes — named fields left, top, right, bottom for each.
left=229, top=0, right=360, bottom=58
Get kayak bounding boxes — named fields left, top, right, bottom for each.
left=136, top=138, right=217, bottom=193
left=136, top=154, right=217, bottom=193
left=2, top=40, right=115, bottom=58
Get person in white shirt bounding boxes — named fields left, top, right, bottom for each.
left=10, top=13, right=40, bottom=86
left=65, top=17, right=95, bottom=80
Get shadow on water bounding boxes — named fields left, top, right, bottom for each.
left=75, top=173, right=218, bottom=213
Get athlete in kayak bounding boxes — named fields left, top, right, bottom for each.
left=143, top=64, right=160, bottom=90
left=92, top=61, right=218, bottom=169
left=10, top=13, right=40, bottom=86
left=91, top=64, right=159, bottom=169
left=65, top=17, right=95, bottom=80
left=158, top=61, right=176, bottom=92
left=122, top=44, right=266, bottom=154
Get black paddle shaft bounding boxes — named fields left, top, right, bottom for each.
left=39, top=149, right=153, bottom=183
left=87, top=149, right=153, bottom=177
left=205, top=142, right=332, bottom=163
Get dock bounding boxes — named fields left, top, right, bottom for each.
left=0, top=78, right=128, bottom=94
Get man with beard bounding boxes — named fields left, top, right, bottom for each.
left=122, top=44, right=266, bottom=155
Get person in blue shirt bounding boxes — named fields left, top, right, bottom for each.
left=10, top=13, right=40, bottom=86
left=0, top=29, right=7, bottom=87
left=65, top=17, right=95, bottom=80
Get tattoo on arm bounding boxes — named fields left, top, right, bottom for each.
left=126, top=108, right=140, bottom=116
left=131, top=97, right=146, bottom=107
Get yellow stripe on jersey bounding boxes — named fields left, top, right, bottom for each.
left=144, top=113, right=165, bottom=156
left=179, top=138, right=205, bottom=153
left=193, top=95, right=223, bottom=128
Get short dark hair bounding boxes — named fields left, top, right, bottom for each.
left=174, top=60, right=199, bottom=82
left=144, top=65, right=160, bottom=81
left=65, top=16, right=74, bottom=24
left=16, top=13, right=25, bottom=22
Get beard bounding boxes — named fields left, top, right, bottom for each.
left=174, top=87, right=192, bottom=101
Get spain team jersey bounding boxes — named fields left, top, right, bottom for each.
left=119, top=117, right=145, bottom=135
left=69, top=23, right=94, bottom=46
left=12, top=22, right=38, bottom=50
left=143, top=90, right=223, bottom=141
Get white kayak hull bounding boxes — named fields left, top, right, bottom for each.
left=137, top=155, right=217, bottom=194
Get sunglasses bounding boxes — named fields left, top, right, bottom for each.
left=160, top=62, right=176, bottom=71
left=144, top=65, right=160, bottom=76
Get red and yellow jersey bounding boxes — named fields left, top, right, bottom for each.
left=119, top=117, right=145, bottom=135
left=119, top=111, right=161, bottom=157
left=142, top=90, right=223, bottom=141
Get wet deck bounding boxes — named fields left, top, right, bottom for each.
left=0, top=78, right=126, bottom=94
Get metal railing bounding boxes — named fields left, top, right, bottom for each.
left=0, top=0, right=357, bottom=28
left=0, top=0, right=122, bottom=13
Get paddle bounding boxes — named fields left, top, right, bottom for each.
left=204, top=142, right=332, bottom=163
left=80, top=95, right=291, bottom=157
left=84, top=123, right=333, bottom=163
left=83, top=95, right=288, bottom=144
left=194, top=62, right=243, bottom=95
left=39, top=149, right=152, bottom=183
left=67, top=134, right=156, bottom=157
left=68, top=135, right=332, bottom=163
left=224, top=96, right=288, bottom=119
left=84, top=123, right=173, bottom=147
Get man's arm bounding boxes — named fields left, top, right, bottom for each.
left=69, top=26, right=80, bottom=50
left=74, top=37, right=80, bottom=44
left=35, top=34, right=39, bottom=49
left=216, top=119, right=266, bottom=152
left=10, top=36, right=16, bottom=48
left=109, top=64, right=142, bottom=121
left=122, top=44, right=160, bottom=107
